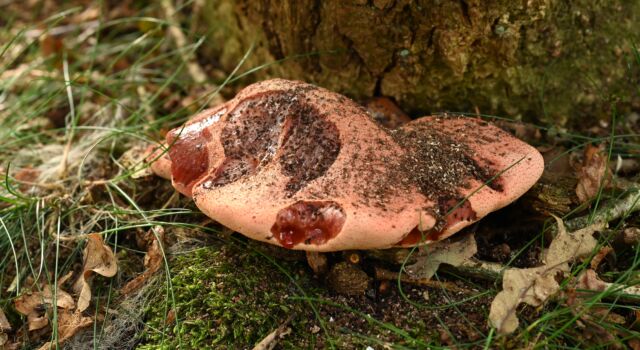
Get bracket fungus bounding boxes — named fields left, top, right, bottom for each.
left=150, top=79, right=544, bottom=251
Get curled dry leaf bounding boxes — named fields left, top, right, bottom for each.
left=121, top=226, right=164, bottom=295
left=0, top=308, right=10, bottom=331
left=37, top=310, right=93, bottom=350
left=622, top=227, right=640, bottom=245
left=568, top=269, right=627, bottom=349
left=0, top=307, right=10, bottom=347
left=74, top=234, right=118, bottom=312
left=406, top=233, right=477, bottom=280
left=14, top=284, right=75, bottom=331
left=489, top=216, right=604, bottom=334
left=590, top=246, right=613, bottom=270
left=576, top=144, right=612, bottom=204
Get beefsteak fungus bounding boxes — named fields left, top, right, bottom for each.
left=149, top=79, right=543, bottom=251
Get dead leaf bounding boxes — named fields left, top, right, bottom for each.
left=37, top=310, right=93, bottom=350
left=489, top=217, right=604, bottom=334
left=576, top=144, right=612, bottom=203
left=39, top=33, right=64, bottom=58
left=590, top=246, right=613, bottom=270
left=0, top=307, right=10, bottom=347
left=121, top=226, right=164, bottom=295
left=74, top=234, right=117, bottom=312
left=118, top=144, right=156, bottom=178
left=406, top=233, right=477, bottom=280
left=0, top=308, right=10, bottom=331
left=14, top=167, right=40, bottom=192
left=622, top=227, right=640, bottom=245
left=576, top=269, right=608, bottom=294
left=14, top=284, right=75, bottom=331
left=566, top=271, right=627, bottom=350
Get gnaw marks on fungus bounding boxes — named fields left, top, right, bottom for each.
left=279, top=109, right=340, bottom=196
left=201, top=91, right=341, bottom=196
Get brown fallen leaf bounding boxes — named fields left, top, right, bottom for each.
left=37, top=310, right=93, bottom=350
left=576, top=144, right=612, bottom=204
left=0, top=308, right=10, bottom=332
left=406, top=233, right=477, bottom=280
left=567, top=269, right=628, bottom=349
left=622, top=227, right=640, bottom=245
left=0, top=307, right=10, bottom=347
left=14, top=284, right=75, bottom=331
left=590, top=246, right=613, bottom=270
left=121, top=226, right=165, bottom=295
left=489, top=217, right=604, bottom=334
left=575, top=269, right=608, bottom=294
left=118, top=144, right=155, bottom=179
left=73, top=234, right=118, bottom=312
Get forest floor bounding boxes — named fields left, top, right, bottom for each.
left=1, top=2, right=640, bottom=349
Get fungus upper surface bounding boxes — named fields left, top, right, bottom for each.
left=150, top=79, right=544, bottom=251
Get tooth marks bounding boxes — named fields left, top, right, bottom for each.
left=211, top=94, right=287, bottom=186
left=203, top=90, right=341, bottom=195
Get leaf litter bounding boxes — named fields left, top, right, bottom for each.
left=575, top=144, right=613, bottom=204
left=12, top=234, right=117, bottom=349
left=489, top=216, right=605, bottom=334
left=74, top=233, right=118, bottom=312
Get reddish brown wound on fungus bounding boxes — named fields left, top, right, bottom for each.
left=271, top=201, right=346, bottom=249
left=169, top=126, right=212, bottom=197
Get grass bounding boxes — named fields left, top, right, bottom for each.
left=1, top=2, right=640, bottom=349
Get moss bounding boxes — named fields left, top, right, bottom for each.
left=138, top=240, right=498, bottom=349
left=139, top=243, right=322, bottom=349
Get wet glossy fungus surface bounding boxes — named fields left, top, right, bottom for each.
left=270, top=201, right=346, bottom=249
left=169, top=120, right=216, bottom=196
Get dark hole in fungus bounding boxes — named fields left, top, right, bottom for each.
left=271, top=201, right=346, bottom=249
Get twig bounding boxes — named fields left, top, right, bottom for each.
left=374, top=267, right=472, bottom=294
left=565, top=187, right=640, bottom=231
left=252, top=315, right=294, bottom=350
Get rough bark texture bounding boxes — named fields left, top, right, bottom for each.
left=199, top=0, right=639, bottom=125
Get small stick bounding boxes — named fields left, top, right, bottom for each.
left=252, top=315, right=294, bottom=350
left=565, top=188, right=640, bottom=231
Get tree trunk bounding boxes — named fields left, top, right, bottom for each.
left=199, top=0, right=639, bottom=125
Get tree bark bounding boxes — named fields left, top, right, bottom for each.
left=200, top=0, right=639, bottom=125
